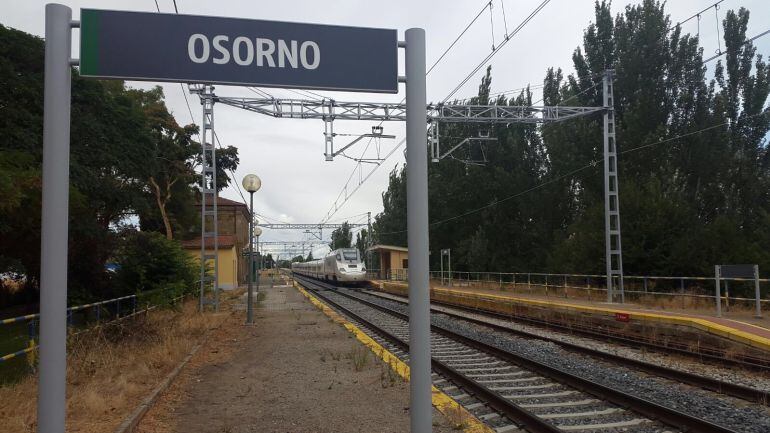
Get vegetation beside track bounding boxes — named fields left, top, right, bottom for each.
left=372, top=1, right=770, bottom=285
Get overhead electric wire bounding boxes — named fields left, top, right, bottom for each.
left=703, top=28, right=770, bottom=63
left=377, top=108, right=769, bottom=236
left=321, top=2, right=495, bottom=224
left=669, top=1, right=725, bottom=31
left=441, top=0, right=552, bottom=104
left=157, top=0, right=250, bottom=209
left=426, top=1, right=491, bottom=75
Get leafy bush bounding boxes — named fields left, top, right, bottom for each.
left=113, top=230, right=197, bottom=304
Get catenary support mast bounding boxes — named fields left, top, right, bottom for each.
left=196, top=85, right=220, bottom=310
left=603, top=70, right=625, bottom=303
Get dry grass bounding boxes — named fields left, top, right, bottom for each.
left=443, top=405, right=472, bottom=430
left=0, top=299, right=230, bottom=433
left=347, top=344, right=370, bottom=371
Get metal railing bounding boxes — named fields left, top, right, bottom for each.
left=0, top=287, right=194, bottom=382
left=367, top=269, right=769, bottom=313
left=432, top=271, right=769, bottom=311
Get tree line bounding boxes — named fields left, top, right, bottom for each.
left=0, top=24, right=239, bottom=307
left=372, top=1, right=770, bottom=278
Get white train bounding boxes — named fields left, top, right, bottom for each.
left=291, top=248, right=367, bottom=285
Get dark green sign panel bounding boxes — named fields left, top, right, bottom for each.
left=80, top=9, right=398, bottom=93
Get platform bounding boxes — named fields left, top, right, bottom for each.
left=136, top=279, right=477, bottom=433
left=374, top=281, right=770, bottom=354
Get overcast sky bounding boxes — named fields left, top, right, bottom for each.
left=4, top=0, right=769, bottom=258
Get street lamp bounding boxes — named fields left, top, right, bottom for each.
left=243, top=174, right=261, bottom=324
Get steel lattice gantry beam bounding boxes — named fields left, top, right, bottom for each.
left=215, top=97, right=407, bottom=121
left=257, top=241, right=329, bottom=246
left=257, top=223, right=367, bottom=230
left=214, top=96, right=604, bottom=124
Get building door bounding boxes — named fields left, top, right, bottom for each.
left=382, top=253, right=391, bottom=279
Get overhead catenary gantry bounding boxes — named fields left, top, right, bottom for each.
left=257, top=223, right=366, bottom=230
left=214, top=95, right=603, bottom=124
left=209, top=70, right=625, bottom=303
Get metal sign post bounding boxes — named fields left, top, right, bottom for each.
left=42, top=6, right=427, bottom=431
left=403, top=28, right=431, bottom=433
left=717, top=264, right=762, bottom=319
left=714, top=265, right=722, bottom=317
left=39, top=5, right=74, bottom=433
left=754, top=265, right=762, bottom=319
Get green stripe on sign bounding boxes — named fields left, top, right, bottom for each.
left=80, top=9, right=100, bottom=76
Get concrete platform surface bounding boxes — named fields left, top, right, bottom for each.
left=137, top=280, right=462, bottom=433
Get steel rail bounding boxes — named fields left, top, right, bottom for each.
left=295, top=277, right=561, bottom=433
left=409, top=290, right=770, bottom=370
left=298, top=277, right=740, bottom=433
left=362, top=290, right=770, bottom=404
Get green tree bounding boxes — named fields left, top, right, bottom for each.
left=355, top=228, right=369, bottom=256
left=112, top=230, right=197, bottom=300
left=0, top=24, right=241, bottom=305
left=131, top=87, right=239, bottom=240
left=329, top=222, right=353, bottom=250
left=372, top=1, right=770, bottom=277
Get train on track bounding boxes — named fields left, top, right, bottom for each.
left=291, top=248, right=367, bottom=285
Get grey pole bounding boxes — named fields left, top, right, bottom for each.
left=446, top=249, right=452, bottom=288
left=715, top=265, right=722, bottom=318
left=440, top=251, right=444, bottom=286
left=367, top=211, right=372, bottom=271
left=39, top=5, right=72, bottom=433
left=246, top=192, right=255, bottom=324
left=754, top=265, right=762, bottom=319
left=255, top=235, right=261, bottom=295
left=404, top=27, right=431, bottom=433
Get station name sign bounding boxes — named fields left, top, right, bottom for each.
left=80, top=9, right=398, bottom=93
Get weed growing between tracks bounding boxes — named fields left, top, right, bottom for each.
left=0, top=299, right=230, bottom=433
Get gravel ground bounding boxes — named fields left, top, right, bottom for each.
left=366, top=289, right=770, bottom=392
left=330, top=289, right=770, bottom=433
left=137, top=285, right=460, bottom=433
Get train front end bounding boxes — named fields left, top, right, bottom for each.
left=334, top=248, right=367, bottom=284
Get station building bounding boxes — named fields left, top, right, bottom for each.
left=367, top=244, right=408, bottom=281
left=181, top=197, right=250, bottom=289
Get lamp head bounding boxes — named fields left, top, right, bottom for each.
left=254, top=227, right=262, bottom=237
left=242, top=174, right=262, bottom=193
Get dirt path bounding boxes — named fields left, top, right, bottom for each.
left=138, top=282, right=457, bottom=433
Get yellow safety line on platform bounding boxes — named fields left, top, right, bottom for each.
left=380, top=282, right=770, bottom=353
left=294, top=282, right=493, bottom=433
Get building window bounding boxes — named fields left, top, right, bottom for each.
left=402, top=259, right=408, bottom=269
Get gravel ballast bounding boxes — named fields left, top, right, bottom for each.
left=325, top=288, right=770, bottom=433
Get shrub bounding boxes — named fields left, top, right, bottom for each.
left=113, top=230, right=197, bottom=304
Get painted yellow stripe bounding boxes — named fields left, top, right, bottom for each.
left=295, top=282, right=493, bottom=433
left=379, top=282, right=770, bottom=353
left=0, top=347, right=34, bottom=362
left=1, top=314, right=38, bottom=325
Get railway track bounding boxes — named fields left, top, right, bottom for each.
left=359, top=288, right=770, bottom=404
left=397, top=288, right=770, bottom=371
left=294, top=276, right=746, bottom=433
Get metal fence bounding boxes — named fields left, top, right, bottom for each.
left=368, top=269, right=769, bottom=313
left=0, top=287, right=194, bottom=382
